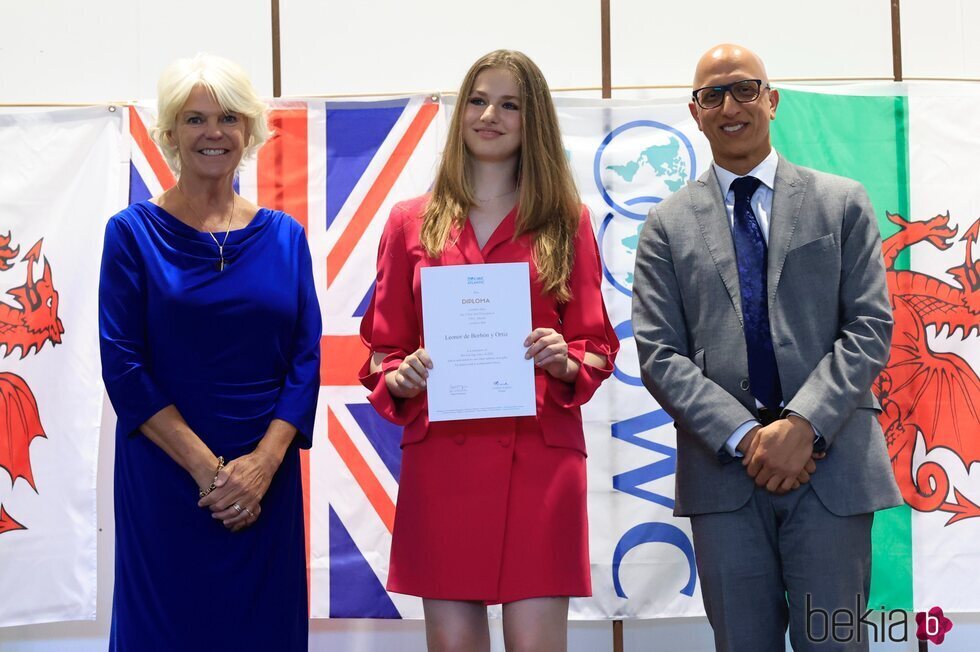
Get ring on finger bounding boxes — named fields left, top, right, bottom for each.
left=232, top=503, right=243, bottom=514
left=244, top=507, right=255, bottom=518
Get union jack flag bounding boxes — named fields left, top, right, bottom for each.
left=128, top=96, right=445, bottom=618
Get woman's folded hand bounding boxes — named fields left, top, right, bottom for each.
left=197, top=450, right=279, bottom=532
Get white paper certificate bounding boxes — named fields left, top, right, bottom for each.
left=421, top=262, right=536, bottom=421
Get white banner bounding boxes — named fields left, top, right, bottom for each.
left=562, top=101, right=713, bottom=618
left=0, top=106, right=126, bottom=626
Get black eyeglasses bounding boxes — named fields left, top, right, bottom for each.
left=692, top=79, right=770, bottom=109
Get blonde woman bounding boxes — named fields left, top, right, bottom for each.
left=99, top=54, right=320, bottom=651
left=360, top=50, right=618, bottom=651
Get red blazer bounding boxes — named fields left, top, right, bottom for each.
left=359, top=195, right=619, bottom=455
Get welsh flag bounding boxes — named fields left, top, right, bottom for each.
left=773, top=87, right=980, bottom=613
left=0, top=106, right=127, bottom=625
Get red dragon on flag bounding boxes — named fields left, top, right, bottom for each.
left=0, top=233, right=65, bottom=534
left=874, top=211, right=980, bottom=525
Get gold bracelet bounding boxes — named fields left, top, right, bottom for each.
left=198, top=456, right=226, bottom=498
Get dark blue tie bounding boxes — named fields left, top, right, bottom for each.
left=731, top=176, right=782, bottom=411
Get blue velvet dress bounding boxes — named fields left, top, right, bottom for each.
left=99, top=201, right=320, bottom=651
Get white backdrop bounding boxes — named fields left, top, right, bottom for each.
left=2, top=0, right=979, bottom=102
left=2, top=1, right=979, bottom=650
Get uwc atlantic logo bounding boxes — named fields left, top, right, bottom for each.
left=595, top=121, right=701, bottom=603
left=594, top=120, right=697, bottom=297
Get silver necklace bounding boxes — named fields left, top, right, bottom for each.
left=176, top=184, right=237, bottom=272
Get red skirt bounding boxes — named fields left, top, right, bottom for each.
left=386, top=416, right=590, bottom=603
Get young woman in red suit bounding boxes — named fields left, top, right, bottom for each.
left=360, top=49, right=618, bottom=651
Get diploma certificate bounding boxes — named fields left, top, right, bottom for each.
left=421, top=262, right=535, bottom=421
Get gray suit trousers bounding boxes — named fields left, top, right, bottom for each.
left=690, top=484, right=873, bottom=652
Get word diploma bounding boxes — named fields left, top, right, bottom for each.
left=421, top=262, right=535, bottom=421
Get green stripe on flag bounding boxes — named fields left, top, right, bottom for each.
left=869, top=506, right=913, bottom=610
left=772, top=90, right=910, bottom=268
left=771, top=89, right=913, bottom=610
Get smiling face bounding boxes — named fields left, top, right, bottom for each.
left=461, top=67, right=523, bottom=165
left=169, top=84, right=248, bottom=182
left=689, top=44, right=779, bottom=175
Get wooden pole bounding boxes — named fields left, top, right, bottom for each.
left=890, top=0, right=903, bottom=81
left=602, top=0, right=615, bottom=643
left=601, top=0, right=611, bottom=98
left=613, top=619, right=624, bottom=652
left=271, top=0, right=282, bottom=97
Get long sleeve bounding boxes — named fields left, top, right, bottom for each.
left=272, top=229, right=322, bottom=448
left=783, top=184, right=893, bottom=447
left=549, top=208, right=619, bottom=408
left=359, top=205, right=426, bottom=425
left=99, top=215, right=173, bottom=436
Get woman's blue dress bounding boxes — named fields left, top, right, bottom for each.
left=99, top=201, right=321, bottom=651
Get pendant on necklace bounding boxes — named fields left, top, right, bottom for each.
left=214, top=256, right=233, bottom=272
left=212, top=243, right=230, bottom=272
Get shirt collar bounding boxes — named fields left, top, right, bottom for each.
left=713, top=149, right=779, bottom=197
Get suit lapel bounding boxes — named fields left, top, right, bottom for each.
left=447, top=220, right=484, bottom=264
left=691, top=168, right=744, bottom=326
left=446, top=205, right=519, bottom=264
left=481, top=205, right=518, bottom=258
left=767, top=158, right=806, bottom=308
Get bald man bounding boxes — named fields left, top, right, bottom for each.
left=632, top=45, right=901, bottom=651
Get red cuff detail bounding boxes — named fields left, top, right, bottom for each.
left=547, top=340, right=615, bottom=409
left=359, top=354, right=425, bottom=426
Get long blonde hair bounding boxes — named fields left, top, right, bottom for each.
left=421, top=50, right=581, bottom=301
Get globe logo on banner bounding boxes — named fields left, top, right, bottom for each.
left=593, top=120, right=697, bottom=296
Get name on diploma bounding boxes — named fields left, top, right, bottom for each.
left=420, top=262, right=536, bottom=421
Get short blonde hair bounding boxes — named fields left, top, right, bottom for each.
left=152, top=53, right=269, bottom=175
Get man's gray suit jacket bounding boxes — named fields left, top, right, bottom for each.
left=632, top=156, right=902, bottom=517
